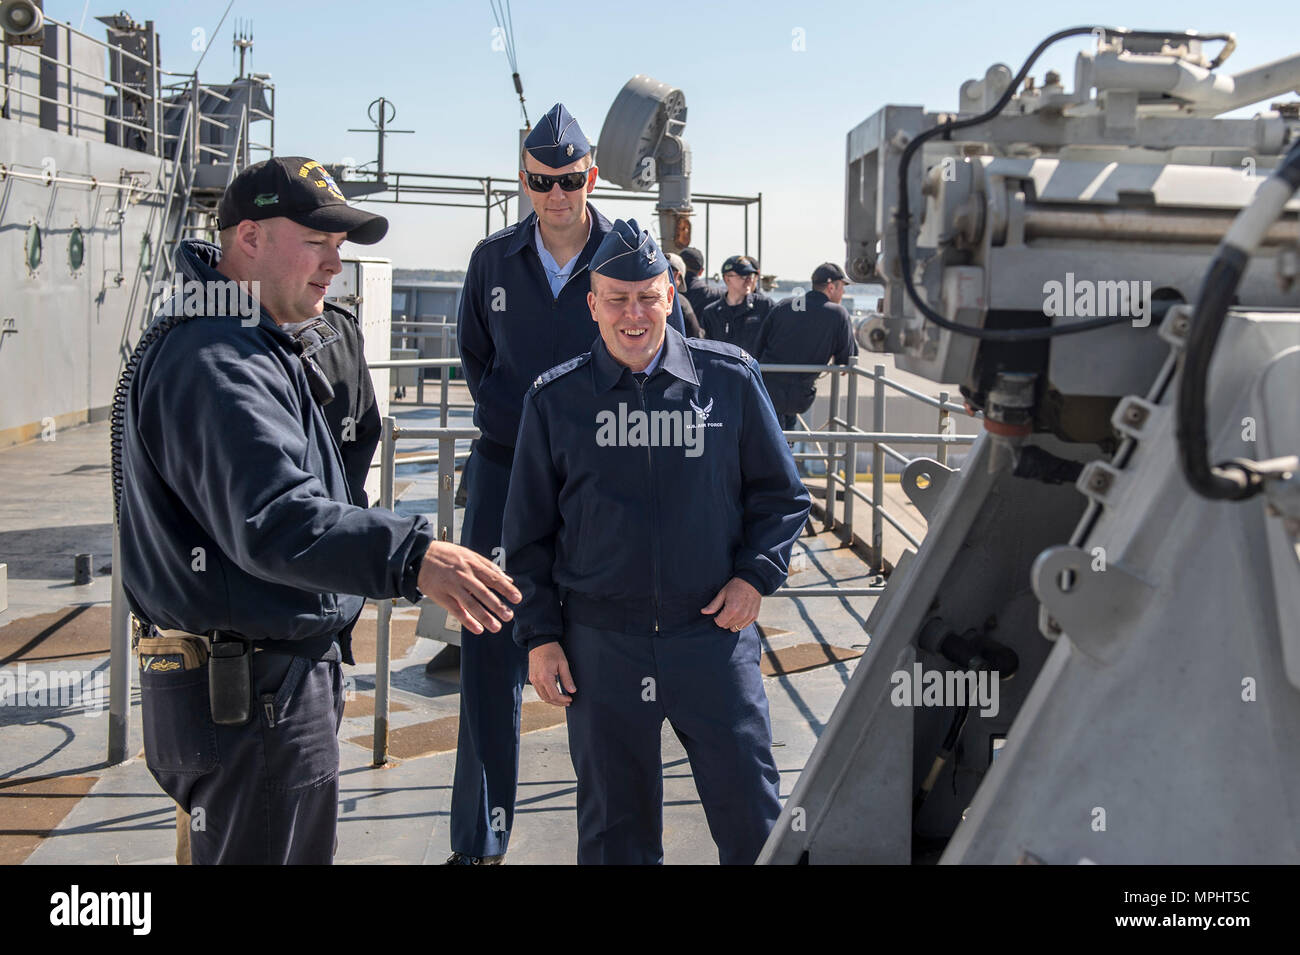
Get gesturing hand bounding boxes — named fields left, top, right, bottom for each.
left=529, top=642, right=576, bottom=706
left=701, top=577, right=761, bottom=632
left=417, top=540, right=521, bottom=635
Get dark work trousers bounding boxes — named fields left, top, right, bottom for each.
left=140, top=648, right=345, bottom=864
left=451, top=449, right=529, bottom=857
left=562, top=617, right=782, bottom=865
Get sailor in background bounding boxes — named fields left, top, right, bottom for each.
left=503, top=219, right=811, bottom=864
left=118, top=157, right=519, bottom=865
left=679, top=245, right=723, bottom=318
left=699, top=254, right=773, bottom=355
left=665, top=251, right=704, bottom=337
left=453, top=103, right=686, bottom=865
left=755, top=261, right=858, bottom=431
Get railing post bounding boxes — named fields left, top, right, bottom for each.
left=937, top=390, right=950, bottom=467
left=843, top=367, right=858, bottom=545
left=873, top=364, right=886, bottom=574
left=440, top=328, right=450, bottom=428
left=372, top=416, right=397, bottom=767
left=437, top=435, right=455, bottom=544
left=825, top=370, right=840, bottom=534
left=108, top=517, right=129, bottom=764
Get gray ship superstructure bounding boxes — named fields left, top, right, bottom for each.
left=0, top=5, right=272, bottom=447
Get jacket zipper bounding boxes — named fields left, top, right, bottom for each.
left=635, top=375, right=662, bottom=633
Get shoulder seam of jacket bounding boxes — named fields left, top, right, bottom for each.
left=530, top=352, right=592, bottom=393
left=685, top=338, right=754, bottom=363
left=475, top=223, right=521, bottom=252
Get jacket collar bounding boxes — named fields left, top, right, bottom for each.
left=722, top=291, right=759, bottom=312
left=506, top=202, right=611, bottom=271
left=592, top=324, right=699, bottom=394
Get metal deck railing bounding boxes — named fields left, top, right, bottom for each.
left=0, top=14, right=273, bottom=165
left=360, top=355, right=980, bottom=764
left=103, top=351, right=981, bottom=766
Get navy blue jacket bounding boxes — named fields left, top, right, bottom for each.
left=679, top=294, right=703, bottom=338
left=685, top=274, right=724, bottom=319
left=700, top=291, right=774, bottom=357
left=755, top=289, right=857, bottom=415
left=119, top=240, right=433, bottom=662
left=457, top=204, right=685, bottom=465
left=503, top=326, right=811, bottom=649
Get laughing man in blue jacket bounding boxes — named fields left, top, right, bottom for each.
left=503, top=219, right=811, bottom=864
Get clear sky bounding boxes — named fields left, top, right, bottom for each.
left=47, top=0, right=1300, bottom=281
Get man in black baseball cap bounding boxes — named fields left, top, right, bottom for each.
left=117, top=155, right=520, bottom=864
left=754, top=261, right=857, bottom=443
left=700, top=254, right=773, bottom=355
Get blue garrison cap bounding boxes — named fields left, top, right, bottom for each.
left=524, top=103, right=591, bottom=168
left=590, top=218, right=669, bottom=282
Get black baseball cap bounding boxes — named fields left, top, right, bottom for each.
left=722, top=254, right=758, bottom=276
left=217, top=156, right=388, bottom=245
left=680, top=246, right=705, bottom=273
left=812, top=262, right=848, bottom=285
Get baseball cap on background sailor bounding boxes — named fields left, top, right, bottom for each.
left=217, top=156, right=389, bottom=245
left=721, top=254, right=758, bottom=276
left=523, top=103, right=592, bottom=168
left=590, top=218, right=668, bottom=281
left=680, top=246, right=705, bottom=274
left=811, top=262, right=849, bottom=285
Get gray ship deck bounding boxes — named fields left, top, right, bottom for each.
left=0, top=403, right=925, bottom=865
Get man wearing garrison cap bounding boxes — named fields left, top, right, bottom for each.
left=502, top=219, right=811, bottom=864
left=451, top=106, right=686, bottom=864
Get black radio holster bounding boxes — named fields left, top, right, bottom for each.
left=208, top=633, right=253, bottom=726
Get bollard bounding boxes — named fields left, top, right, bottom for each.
left=74, top=553, right=93, bottom=585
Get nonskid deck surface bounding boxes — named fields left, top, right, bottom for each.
left=0, top=407, right=922, bottom=864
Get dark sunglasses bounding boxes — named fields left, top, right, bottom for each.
left=524, top=169, right=590, bottom=193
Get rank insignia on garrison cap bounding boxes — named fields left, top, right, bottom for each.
left=590, top=218, right=670, bottom=282
left=524, top=103, right=591, bottom=168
